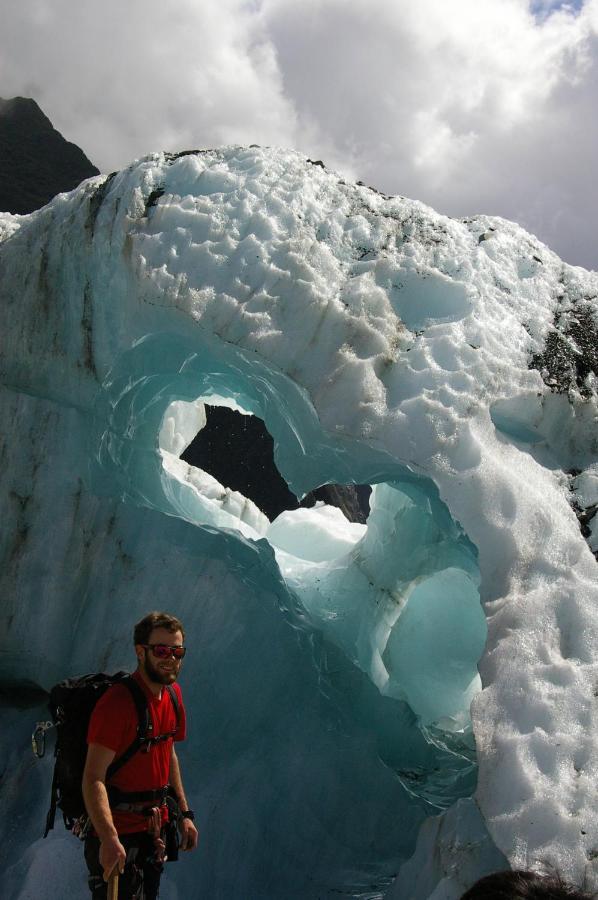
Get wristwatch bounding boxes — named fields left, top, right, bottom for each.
left=180, top=809, right=195, bottom=821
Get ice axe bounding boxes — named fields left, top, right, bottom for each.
left=107, top=870, right=119, bottom=900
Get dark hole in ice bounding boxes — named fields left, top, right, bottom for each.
left=0, top=679, right=49, bottom=709
left=181, top=405, right=371, bottom=522
left=302, top=482, right=371, bottom=525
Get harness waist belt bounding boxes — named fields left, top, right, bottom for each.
left=107, top=785, right=169, bottom=805
left=111, top=800, right=165, bottom=814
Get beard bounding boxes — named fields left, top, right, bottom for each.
left=142, top=653, right=180, bottom=685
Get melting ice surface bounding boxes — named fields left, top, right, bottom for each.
left=0, top=146, right=597, bottom=898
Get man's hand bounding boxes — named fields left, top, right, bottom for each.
left=99, top=834, right=127, bottom=882
left=83, top=743, right=124, bottom=881
left=179, top=817, right=199, bottom=851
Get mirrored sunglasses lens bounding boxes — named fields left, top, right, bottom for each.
left=151, top=644, right=185, bottom=659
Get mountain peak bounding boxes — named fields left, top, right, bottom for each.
left=0, top=96, right=53, bottom=128
left=0, top=96, right=99, bottom=216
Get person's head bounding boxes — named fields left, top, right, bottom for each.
left=134, top=611, right=186, bottom=687
left=461, top=870, right=595, bottom=900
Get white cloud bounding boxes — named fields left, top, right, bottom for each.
left=1, top=0, right=598, bottom=268
left=0, top=0, right=298, bottom=169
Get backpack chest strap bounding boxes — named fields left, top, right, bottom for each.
left=137, top=727, right=178, bottom=752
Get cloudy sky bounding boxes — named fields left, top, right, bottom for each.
left=1, top=0, right=596, bottom=268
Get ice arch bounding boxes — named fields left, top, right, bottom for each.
left=93, top=331, right=486, bottom=735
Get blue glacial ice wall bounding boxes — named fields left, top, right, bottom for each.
left=1, top=146, right=598, bottom=897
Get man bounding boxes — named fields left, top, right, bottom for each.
left=82, top=611, right=199, bottom=899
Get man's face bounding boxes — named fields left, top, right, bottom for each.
left=137, top=626, right=185, bottom=685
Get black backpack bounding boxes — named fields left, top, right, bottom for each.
left=42, top=672, right=179, bottom=837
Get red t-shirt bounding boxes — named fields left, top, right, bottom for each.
left=87, top=671, right=186, bottom=834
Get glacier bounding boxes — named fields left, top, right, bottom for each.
left=0, top=145, right=597, bottom=898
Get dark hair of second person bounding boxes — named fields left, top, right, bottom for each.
left=460, top=869, right=596, bottom=899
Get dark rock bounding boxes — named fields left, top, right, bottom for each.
left=164, top=149, right=204, bottom=162
left=530, top=301, right=598, bottom=398
left=86, top=172, right=117, bottom=234
left=145, top=187, right=165, bottom=214
left=0, top=96, right=99, bottom=215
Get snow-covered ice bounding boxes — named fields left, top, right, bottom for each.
left=1, top=146, right=597, bottom=897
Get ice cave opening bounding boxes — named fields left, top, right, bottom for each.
left=179, top=402, right=371, bottom=524
left=162, top=403, right=485, bottom=736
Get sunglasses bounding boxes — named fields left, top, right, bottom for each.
left=144, top=643, right=186, bottom=660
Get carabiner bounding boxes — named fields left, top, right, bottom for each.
left=31, top=721, right=54, bottom=758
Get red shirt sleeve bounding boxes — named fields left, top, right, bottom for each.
left=87, top=684, right=136, bottom=754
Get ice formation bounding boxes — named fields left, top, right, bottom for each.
left=1, top=145, right=597, bottom=898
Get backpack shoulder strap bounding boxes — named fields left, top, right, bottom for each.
left=123, top=675, right=150, bottom=730
left=43, top=763, right=59, bottom=838
left=105, top=676, right=150, bottom=781
left=166, top=684, right=180, bottom=728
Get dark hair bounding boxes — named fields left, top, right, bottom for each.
left=461, top=870, right=596, bottom=900
left=134, top=612, right=185, bottom=646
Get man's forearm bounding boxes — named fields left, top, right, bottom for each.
left=82, top=777, right=118, bottom=841
left=169, top=747, right=199, bottom=850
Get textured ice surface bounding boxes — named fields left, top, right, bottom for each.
left=387, top=798, right=508, bottom=899
left=267, top=502, right=367, bottom=561
left=1, top=146, right=598, bottom=897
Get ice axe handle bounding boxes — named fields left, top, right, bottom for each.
left=107, top=871, right=119, bottom=900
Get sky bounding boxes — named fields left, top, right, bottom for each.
left=1, top=0, right=597, bottom=269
